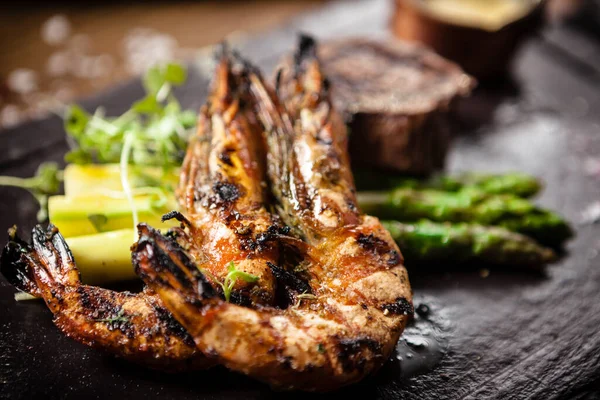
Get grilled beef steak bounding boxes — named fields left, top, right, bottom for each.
left=277, top=37, right=475, bottom=175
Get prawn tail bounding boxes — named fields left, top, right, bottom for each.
left=1, top=226, right=40, bottom=296
left=246, top=67, right=301, bottom=232
left=1, top=224, right=81, bottom=302
left=133, top=223, right=217, bottom=308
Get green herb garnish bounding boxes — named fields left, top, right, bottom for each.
left=317, top=343, right=325, bottom=354
left=62, top=62, right=195, bottom=235
left=202, top=261, right=259, bottom=302
left=64, top=62, right=196, bottom=172
left=87, top=213, right=108, bottom=233
left=95, top=309, right=129, bottom=325
left=0, top=162, right=63, bottom=221
left=222, top=261, right=259, bottom=302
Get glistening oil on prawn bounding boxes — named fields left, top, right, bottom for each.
left=0, top=37, right=415, bottom=392
left=1, top=224, right=212, bottom=371
left=133, top=39, right=412, bottom=391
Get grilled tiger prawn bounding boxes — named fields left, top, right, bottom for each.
left=0, top=225, right=210, bottom=371
left=134, top=39, right=412, bottom=391
left=176, top=47, right=285, bottom=306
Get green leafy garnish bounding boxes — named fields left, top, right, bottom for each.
left=63, top=62, right=196, bottom=173
left=143, top=63, right=186, bottom=96
left=202, top=261, right=259, bottom=302
left=317, top=343, right=326, bottom=354
left=222, top=261, right=259, bottom=302
left=0, top=162, right=63, bottom=221
left=87, top=213, right=108, bottom=232
left=64, top=105, right=90, bottom=137
left=62, top=62, right=195, bottom=235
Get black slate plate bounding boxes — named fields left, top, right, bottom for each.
left=2, top=1, right=600, bottom=399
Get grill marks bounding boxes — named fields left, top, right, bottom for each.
left=0, top=41, right=412, bottom=390
left=74, top=286, right=135, bottom=336
left=213, top=181, right=241, bottom=204
left=1, top=225, right=210, bottom=371
left=356, top=232, right=403, bottom=267
left=218, top=146, right=235, bottom=167
left=175, top=51, right=287, bottom=307
left=135, top=224, right=216, bottom=300
left=336, top=337, right=383, bottom=372
left=235, top=223, right=290, bottom=254
left=1, top=230, right=40, bottom=296
left=381, top=297, right=414, bottom=316
left=151, top=301, right=196, bottom=346
left=268, top=261, right=312, bottom=308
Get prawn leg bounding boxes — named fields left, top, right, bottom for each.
left=0, top=224, right=210, bottom=372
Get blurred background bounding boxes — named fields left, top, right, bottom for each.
left=0, top=0, right=590, bottom=131
left=0, top=0, right=327, bottom=130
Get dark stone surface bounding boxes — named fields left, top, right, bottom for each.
left=1, top=0, right=600, bottom=398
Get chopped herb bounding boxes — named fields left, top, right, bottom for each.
left=294, top=292, right=317, bottom=308
left=63, top=62, right=196, bottom=174
left=96, top=309, right=129, bottom=325
left=202, top=261, right=259, bottom=302
left=87, top=214, right=109, bottom=233
left=317, top=343, right=325, bottom=354
left=294, top=261, right=310, bottom=274
left=0, top=162, right=63, bottom=222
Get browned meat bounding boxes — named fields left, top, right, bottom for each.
left=133, top=45, right=412, bottom=391
left=0, top=225, right=211, bottom=372
left=277, top=36, right=475, bottom=175
left=1, top=40, right=414, bottom=390
left=176, top=46, right=286, bottom=306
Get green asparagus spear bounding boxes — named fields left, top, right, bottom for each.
left=358, top=188, right=572, bottom=248
left=382, top=220, right=556, bottom=267
left=353, top=169, right=542, bottom=198
left=429, top=172, right=542, bottom=198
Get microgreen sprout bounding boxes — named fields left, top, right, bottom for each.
left=202, top=261, right=259, bottom=302
left=87, top=214, right=109, bottom=233
left=0, top=162, right=63, bottom=222
left=63, top=62, right=196, bottom=173
left=222, top=261, right=259, bottom=302
left=95, top=309, right=129, bottom=325
left=61, top=62, right=195, bottom=236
